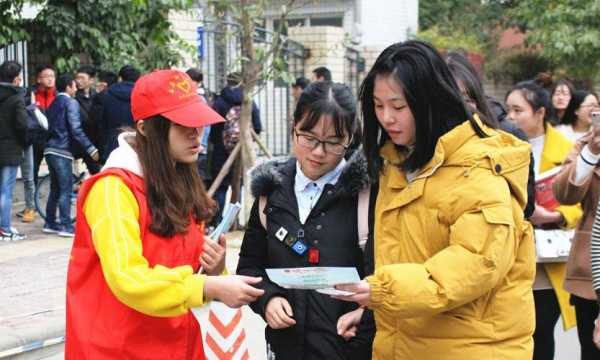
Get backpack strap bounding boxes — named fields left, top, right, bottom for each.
left=258, top=195, right=267, bottom=229
left=357, top=185, right=370, bottom=251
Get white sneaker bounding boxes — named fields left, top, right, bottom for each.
left=0, top=228, right=26, bottom=241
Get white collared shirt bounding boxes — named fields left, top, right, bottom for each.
left=294, top=158, right=346, bottom=224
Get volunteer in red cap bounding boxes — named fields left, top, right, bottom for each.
left=65, top=69, right=264, bottom=359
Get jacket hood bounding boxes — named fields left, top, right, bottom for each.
left=107, top=82, right=134, bottom=102
left=0, top=83, right=22, bottom=102
left=381, top=116, right=531, bottom=209
left=220, top=86, right=243, bottom=106
left=251, top=150, right=369, bottom=198
left=102, top=132, right=143, bottom=177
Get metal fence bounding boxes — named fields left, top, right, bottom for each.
left=197, top=20, right=306, bottom=157
left=0, top=41, right=29, bottom=87
left=345, top=47, right=365, bottom=96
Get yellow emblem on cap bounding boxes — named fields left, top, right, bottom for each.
left=168, top=74, right=195, bottom=100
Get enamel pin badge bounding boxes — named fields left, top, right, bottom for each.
left=275, top=227, right=288, bottom=242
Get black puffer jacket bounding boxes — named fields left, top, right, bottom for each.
left=0, top=83, right=27, bottom=166
left=237, top=152, right=375, bottom=360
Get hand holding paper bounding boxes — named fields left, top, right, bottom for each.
left=208, top=202, right=241, bottom=242
left=265, top=267, right=361, bottom=296
left=201, top=234, right=226, bottom=275
left=199, top=202, right=240, bottom=274
left=332, top=280, right=371, bottom=306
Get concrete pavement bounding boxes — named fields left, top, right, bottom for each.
left=0, top=212, right=69, bottom=359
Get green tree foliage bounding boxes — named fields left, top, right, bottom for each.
left=507, top=0, right=600, bottom=79
left=418, top=0, right=510, bottom=53
left=1, top=0, right=195, bottom=72
left=0, top=1, right=32, bottom=45
left=417, top=27, right=483, bottom=54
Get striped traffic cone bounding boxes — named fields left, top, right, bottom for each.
left=204, top=302, right=250, bottom=360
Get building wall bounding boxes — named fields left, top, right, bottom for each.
left=264, top=0, right=354, bottom=35
left=357, top=0, right=417, bottom=48
left=356, top=0, right=418, bottom=71
left=288, top=26, right=347, bottom=83
left=168, top=9, right=204, bottom=70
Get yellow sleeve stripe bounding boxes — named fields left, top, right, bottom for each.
left=83, top=175, right=206, bottom=317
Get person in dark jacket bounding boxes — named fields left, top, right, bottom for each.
left=88, top=70, right=117, bottom=165
left=94, top=69, right=118, bottom=94
left=74, top=65, right=101, bottom=174
left=44, top=74, right=99, bottom=237
left=0, top=61, right=28, bottom=241
left=98, top=65, right=140, bottom=162
left=311, top=67, right=332, bottom=82
left=24, top=64, right=56, bottom=186
left=237, top=81, right=374, bottom=360
left=446, top=52, right=536, bottom=219
left=15, top=64, right=56, bottom=223
left=210, top=72, right=262, bottom=220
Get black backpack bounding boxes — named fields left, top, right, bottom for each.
left=24, top=104, right=49, bottom=146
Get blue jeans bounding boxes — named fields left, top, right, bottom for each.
left=0, top=166, right=18, bottom=231
left=20, top=145, right=35, bottom=209
left=45, top=154, right=73, bottom=228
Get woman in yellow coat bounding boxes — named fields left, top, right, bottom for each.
left=334, top=41, right=535, bottom=359
left=505, top=81, right=581, bottom=360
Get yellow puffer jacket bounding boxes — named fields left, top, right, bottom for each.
left=366, top=118, right=535, bottom=359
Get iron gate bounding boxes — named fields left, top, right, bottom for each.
left=198, top=20, right=306, bottom=157
left=0, top=41, right=29, bottom=87
left=345, top=47, right=365, bottom=97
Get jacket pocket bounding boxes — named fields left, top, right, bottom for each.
left=481, top=205, right=514, bottom=227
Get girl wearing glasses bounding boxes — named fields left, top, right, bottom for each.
left=556, top=90, right=600, bottom=143
left=237, top=81, right=375, bottom=360
left=333, top=41, right=535, bottom=359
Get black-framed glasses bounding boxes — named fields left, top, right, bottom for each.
left=294, top=129, right=350, bottom=155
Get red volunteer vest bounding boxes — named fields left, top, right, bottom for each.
left=65, top=168, right=205, bottom=359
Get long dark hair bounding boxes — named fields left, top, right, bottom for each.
left=293, top=81, right=360, bottom=150
left=562, top=90, right=596, bottom=126
left=135, top=116, right=216, bottom=237
left=446, top=52, right=498, bottom=126
left=360, top=40, right=492, bottom=177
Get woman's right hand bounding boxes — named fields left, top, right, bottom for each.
left=265, top=296, right=296, bottom=329
left=337, top=307, right=364, bottom=340
left=203, top=275, right=264, bottom=308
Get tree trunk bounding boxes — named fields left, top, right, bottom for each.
left=230, top=156, right=242, bottom=230
left=238, top=0, right=258, bottom=224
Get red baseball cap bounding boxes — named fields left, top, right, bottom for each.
left=131, top=69, right=224, bottom=127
